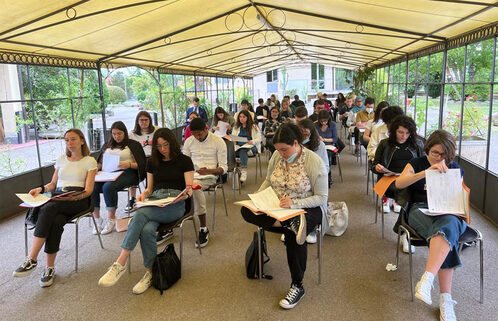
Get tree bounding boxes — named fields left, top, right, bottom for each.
left=107, top=85, right=127, bottom=104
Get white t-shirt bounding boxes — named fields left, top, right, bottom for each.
left=105, top=146, right=135, bottom=163
left=56, top=155, right=97, bottom=188
left=129, top=126, right=159, bottom=157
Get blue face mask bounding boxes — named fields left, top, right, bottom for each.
left=302, top=138, right=310, bottom=144
left=285, top=152, right=298, bottom=163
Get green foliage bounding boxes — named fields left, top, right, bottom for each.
left=129, top=71, right=160, bottom=111
left=107, top=85, right=127, bottom=104
left=443, top=101, right=487, bottom=139
left=279, top=68, right=289, bottom=95
left=428, top=72, right=442, bottom=98
left=0, top=143, right=27, bottom=178
left=348, top=65, right=376, bottom=97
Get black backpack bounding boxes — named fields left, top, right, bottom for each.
left=245, top=230, right=272, bottom=279
left=152, top=243, right=181, bottom=294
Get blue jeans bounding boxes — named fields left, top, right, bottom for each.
left=236, top=146, right=258, bottom=168
left=121, top=198, right=185, bottom=268
left=92, top=169, right=138, bottom=210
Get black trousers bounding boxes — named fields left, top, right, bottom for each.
left=33, top=198, right=90, bottom=254
left=241, top=206, right=322, bottom=284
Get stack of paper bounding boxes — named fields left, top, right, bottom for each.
left=96, top=153, right=123, bottom=182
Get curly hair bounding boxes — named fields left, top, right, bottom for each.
left=150, top=128, right=182, bottom=166
left=387, top=115, right=418, bottom=148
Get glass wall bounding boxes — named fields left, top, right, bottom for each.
left=378, top=36, right=497, bottom=174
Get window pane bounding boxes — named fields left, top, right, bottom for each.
left=446, top=47, right=465, bottom=83
left=489, top=86, right=498, bottom=174
left=414, top=86, right=427, bottom=137
left=429, top=52, right=443, bottom=84
left=311, top=63, right=317, bottom=80
left=442, top=84, right=464, bottom=152
left=28, top=66, right=68, bottom=99
left=465, top=39, right=493, bottom=83
left=399, top=61, right=407, bottom=84
left=418, top=56, right=429, bottom=84
left=266, top=71, right=272, bottom=82
left=426, top=97, right=440, bottom=137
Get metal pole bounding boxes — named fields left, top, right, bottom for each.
left=438, top=44, right=448, bottom=129
left=413, top=58, right=418, bottom=118
left=172, top=74, right=178, bottom=136
left=424, top=55, right=431, bottom=136
left=232, top=76, right=235, bottom=112
left=26, top=65, right=44, bottom=183
left=457, top=44, right=468, bottom=157
left=215, top=75, right=219, bottom=107
left=194, top=72, right=197, bottom=97
left=96, top=62, right=108, bottom=142
left=404, top=57, right=408, bottom=113
left=157, top=71, right=165, bottom=127
left=66, top=67, right=76, bottom=127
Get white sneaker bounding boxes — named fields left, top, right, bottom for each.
left=393, top=201, right=401, bottom=213
left=92, top=217, right=103, bottom=235
left=401, top=233, right=416, bottom=254
left=306, top=231, right=317, bottom=244
left=98, top=262, right=127, bottom=287
left=240, top=170, right=247, bottom=182
left=132, top=271, right=152, bottom=295
left=440, top=293, right=457, bottom=321
left=101, top=219, right=116, bottom=235
left=415, top=272, right=434, bottom=305
left=280, top=234, right=285, bottom=242
left=381, top=197, right=391, bottom=213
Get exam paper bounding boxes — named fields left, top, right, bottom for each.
left=214, top=121, right=229, bottom=137
left=16, top=193, right=51, bottom=207
left=425, top=169, right=464, bottom=214
left=102, top=153, right=120, bottom=173
left=248, top=186, right=281, bottom=210
left=230, top=135, right=248, bottom=143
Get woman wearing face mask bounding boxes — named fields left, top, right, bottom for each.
left=372, top=115, right=424, bottom=252
left=395, top=130, right=465, bottom=321
left=363, top=101, right=389, bottom=145
left=315, top=110, right=344, bottom=165
left=240, top=123, right=328, bottom=310
left=264, top=107, right=282, bottom=154
left=211, top=106, right=235, bottom=135
left=92, top=121, right=147, bottom=235
left=232, top=110, right=262, bottom=183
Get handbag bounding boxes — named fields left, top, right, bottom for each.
left=245, top=230, right=272, bottom=280
left=115, top=216, right=133, bottom=232
left=25, top=207, right=40, bottom=227
left=325, top=201, right=349, bottom=237
left=152, top=243, right=181, bottom=294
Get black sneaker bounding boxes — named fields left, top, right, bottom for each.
left=124, top=198, right=136, bottom=213
left=39, top=267, right=55, bottom=288
left=195, top=228, right=209, bottom=248
left=285, top=214, right=306, bottom=245
left=156, top=229, right=174, bottom=245
left=279, top=283, right=305, bottom=309
left=13, top=257, right=37, bottom=277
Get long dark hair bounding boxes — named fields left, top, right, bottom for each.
left=132, top=111, right=154, bottom=136
left=273, top=123, right=302, bottom=146
left=104, top=121, right=129, bottom=150
left=150, top=128, right=182, bottom=166
left=269, top=106, right=282, bottom=122
left=213, top=106, right=229, bottom=125
left=336, top=92, right=345, bottom=103
left=64, top=128, right=90, bottom=157
left=388, top=115, right=418, bottom=148
left=317, top=110, right=332, bottom=127
left=299, top=119, right=320, bottom=151
left=374, top=101, right=390, bottom=123
left=236, top=109, right=255, bottom=131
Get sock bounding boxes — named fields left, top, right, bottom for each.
left=200, top=227, right=208, bottom=232
left=440, top=293, right=452, bottom=301
left=422, top=271, right=435, bottom=284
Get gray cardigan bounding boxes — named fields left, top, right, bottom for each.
left=258, top=147, right=329, bottom=235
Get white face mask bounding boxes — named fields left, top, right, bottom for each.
left=366, top=108, right=373, bottom=113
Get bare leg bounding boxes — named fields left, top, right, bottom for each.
left=129, top=187, right=136, bottom=198
left=272, top=221, right=282, bottom=228
left=93, top=209, right=100, bottom=219
left=28, top=237, right=46, bottom=260
left=438, top=269, right=454, bottom=294
left=425, top=235, right=450, bottom=275
left=198, top=214, right=206, bottom=228
left=116, top=249, right=131, bottom=266
left=108, top=208, right=117, bottom=220
left=46, top=253, right=57, bottom=267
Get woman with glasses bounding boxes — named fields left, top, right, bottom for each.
left=315, top=110, right=344, bottom=165
left=99, top=128, right=194, bottom=294
left=395, top=130, right=466, bottom=321
left=92, top=121, right=146, bottom=235
left=126, top=111, right=160, bottom=212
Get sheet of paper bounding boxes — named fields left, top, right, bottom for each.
left=16, top=193, right=51, bottom=207
left=248, top=186, right=280, bottom=210
left=373, top=175, right=398, bottom=198
left=102, top=153, right=120, bottom=172
left=325, top=145, right=338, bottom=152
left=214, top=121, right=229, bottom=137
left=238, top=143, right=254, bottom=149
left=230, top=135, right=248, bottom=143
left=95, top=171, right=123, bottom=182
left=383, top=169, right=400, bottom=176
left=425, top=169, right=464, bottom=214
left=194, top=173, right=217, bottom=180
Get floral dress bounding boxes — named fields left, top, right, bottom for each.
left=269, top=149, right=312, bottom=200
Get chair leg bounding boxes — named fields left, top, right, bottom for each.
left=479, top=237, right=483, bottom=304
left=191, top=217, right=202, bottom=255
left=257, top=227, right=263, bottom=280
left=91, top=215, right=104, bottom=249
left=222, top=185, right=228, bottom=217
left=180, top=225, right=184, bottom=274
left=375, top=195, right=378, bottom=224
left=337, top=155, right=343, bottom=183
left=381, top=199, right=385, bottom=239
left=232, top=171, right=236, bottom=201
left=212, top=186, right=217, bottom=232
left=24, top=225, right=28, bottom=257
left=407, top=230, right=414, bottom=301
left=75, top=222, right=79, bottom=272
left=395, top=227, right=402, bottom=267
left=317, top=224, right=322, bottom=285
left=366, top=169, right=370, bottom=195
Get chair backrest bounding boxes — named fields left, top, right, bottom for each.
left=223, top=138, right=236, bottom=171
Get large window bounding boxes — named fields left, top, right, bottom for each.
left=335, top=68, right=353, bottom=91
left=266, top=69, right=278, bottom=82
left=311, top=63, right=325, bottom=90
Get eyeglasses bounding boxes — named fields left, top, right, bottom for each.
left=155, top=143, right=170, bottom=149
left=139, top=118, right=150, bottom=122
left=430, top=150, right=446, bottom=158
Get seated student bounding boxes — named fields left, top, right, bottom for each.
left=395, top=130, right=466, bottom=321
left=338, top=94, right=355, bottom=127
left=367, top=106, right=404, bottom=162
left=92, top=121, right=146, bottom=235
left=280, top=99, right=294, bottom=120
left=353, top=97, right=375, bottom=154
left=309, top=99, right=326, bottom=122
left=185, top=97, right=208, bottom=125
left=270, top=94, right=280, bottom=108
left=211, top=106, right=235, bottom=135
left=266, top=97, right=275, bottom=108
left=183, top=118, right=227, bottom=248
left=294, top=105, right=309, bottom=123
left=234, top=99, right=255, bottom=121
left=98, top=128, right=194, bottom=294
left=363, top=101, right=389, bottom=146
left=255, top=98, right=270, bottom=131
left=290, top=94, right=304, bottom=114
left=241, top=123, right=328, bottom=310
left=232, top=109, right=261, bottom=183
left=322, top=93, right=333, bottom=112
left=334, top=92, right=346, bottom=121
left=13, top=129, right=97, bottom=287
left=184, top=111, right=200, bottom=141
left=263, top=106, right=282, bottom=154
left=315, top=110, right=345, bottom=165
left=126, top=111, right=159, bottom=213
